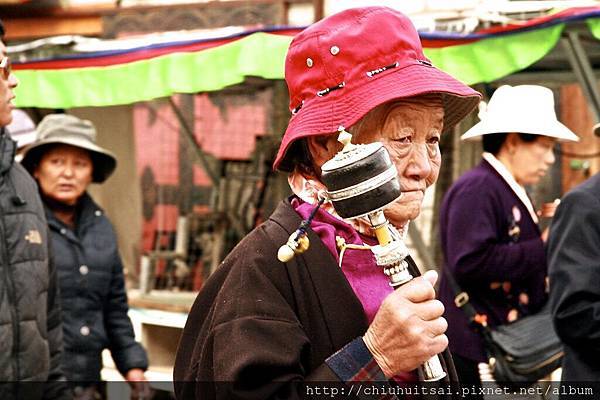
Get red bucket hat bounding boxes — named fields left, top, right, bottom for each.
left=274, top=6, right=481, bottom=171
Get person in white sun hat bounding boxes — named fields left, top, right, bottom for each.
left=437, top=84, right=579, bottom=388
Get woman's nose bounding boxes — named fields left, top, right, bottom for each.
left=62, top=164, right=74, bottom=176
left=404, top=143, right=433, bottom=180
left=8, top=73, right=18, bottom=88
left=544, top=148, right=556, bottom=165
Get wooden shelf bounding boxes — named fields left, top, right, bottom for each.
left=101, top=306, right=189, bottom=397
left=128, top=289, right=197, bottom=314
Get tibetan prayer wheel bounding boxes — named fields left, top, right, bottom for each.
left=320, top=131, right=401, bottom=220
left=321, top=129, right=447, bottom=382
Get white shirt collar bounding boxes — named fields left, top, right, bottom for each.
left=482, top=152, right=539, bottom=223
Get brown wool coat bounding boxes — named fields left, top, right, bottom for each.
left=174, top=199, right=457, bottom=399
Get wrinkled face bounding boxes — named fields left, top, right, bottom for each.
left=0, top=41, right=18, bottom=127
left=34, top=144, right=93, bottom=206
left=308, top=94, right=444, bottom=227
left=504, top=134, right=556, bottom=186
left=355, top=95, right=443, bottom=226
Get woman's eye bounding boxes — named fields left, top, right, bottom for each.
left=428, top=136, right=440, bottom=145
left=394, top=137, right=411, bottom=144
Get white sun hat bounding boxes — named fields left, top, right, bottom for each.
left=461, top=85, right=579, bottom=142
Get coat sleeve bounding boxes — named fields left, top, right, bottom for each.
left=43, top=230, right=72, bottom=400
left=104, top=250, right=149, bottom=376
left=174, top=227, right=377, bottom=400
left=548, top=187, right=600, bottom=356
left=443, top=182, right=546, bottom=286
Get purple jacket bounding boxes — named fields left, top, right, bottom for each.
left=438, top=159, right=547, bottom=362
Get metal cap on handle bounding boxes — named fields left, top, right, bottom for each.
left=421, top=356, right=447, bottom=381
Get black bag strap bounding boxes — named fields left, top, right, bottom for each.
left=442, top=266, right=493, bottom=336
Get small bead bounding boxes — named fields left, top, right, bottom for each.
left=277, top=245, right=295, bottom=262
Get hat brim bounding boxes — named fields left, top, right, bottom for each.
left=274, top=62, right=481, bottom=171
left=20, top=138, right=117, bottom=183
left=461, top=119, right=580, bottom=142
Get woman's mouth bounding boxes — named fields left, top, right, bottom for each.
left=399, top=189, right=424, bottom=201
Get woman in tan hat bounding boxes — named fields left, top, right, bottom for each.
left=438, top=85, right=579, bottom=388
left=174, top=6, right=481, bottom=399
left=21, top=113, right=150, bottom=400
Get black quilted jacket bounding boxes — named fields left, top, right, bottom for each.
left=44, top=192, right=148, bottom=382
left=0, top=131, right=70, bottom=400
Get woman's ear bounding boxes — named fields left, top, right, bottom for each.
left=505, top=132, right=520, bottom=155
left=306, top=134, right=342, bottom=169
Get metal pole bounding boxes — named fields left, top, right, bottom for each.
left=166, top=97, right=246, bottom=238
left=408, top=222, right=436, bottom=271
left=168, top=96, right=221, bottom=187
left=561, top=31, right=600, bottom=122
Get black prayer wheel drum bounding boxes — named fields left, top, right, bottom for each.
left=321, top=141, right=401, bottom=219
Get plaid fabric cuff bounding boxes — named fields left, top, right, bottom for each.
left=325, top=337, right=397, bottom=399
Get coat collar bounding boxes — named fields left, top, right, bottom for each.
left=481, top=153, right=538, bottom=223
left=0, top=129, right=16, bottom=177
left=45, top=192, right=103, bottom=238
left=269, top=198, right=369, bottom=346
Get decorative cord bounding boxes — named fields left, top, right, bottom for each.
left=298, top=196, right=326, bottom=234
left=335, top=236, right=373, bottom=268
left=366, top=61, right=399, bottom=77
left=316, top=82, right=346, bottom=97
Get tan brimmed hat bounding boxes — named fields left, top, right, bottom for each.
left=20, top=114, right=117, bottom=183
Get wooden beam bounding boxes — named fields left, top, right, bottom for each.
left=313, top=0, right=324, bottom=21
left=3, top=16, right=103, bottom=40
left=3, top=15, right=103, bottom=40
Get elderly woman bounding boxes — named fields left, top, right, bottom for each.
left=174, top=6, right=480, bottom=399
left=437, top=85, right=579, bottom=387
left=21, top=114, right=150, bottom=400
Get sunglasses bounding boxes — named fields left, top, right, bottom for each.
left=0, top=56, right=12, bottom=80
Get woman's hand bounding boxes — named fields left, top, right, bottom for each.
left=363, top=270, right=448, bottom=377
left=125, top=368, right=152, bottom=400
left=539, top=199, right=561, bottom=219
left=541, top=226, right=550, bottom=243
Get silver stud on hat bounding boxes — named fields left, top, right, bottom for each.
left=306, top=58, right=314, bottom=67
left=330, top=46, right=340, bottom=55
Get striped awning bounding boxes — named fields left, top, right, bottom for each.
left=11, top=6, right=600, bottom=108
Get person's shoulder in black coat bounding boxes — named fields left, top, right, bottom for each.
left=548, top=173, right=600, bottom=382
